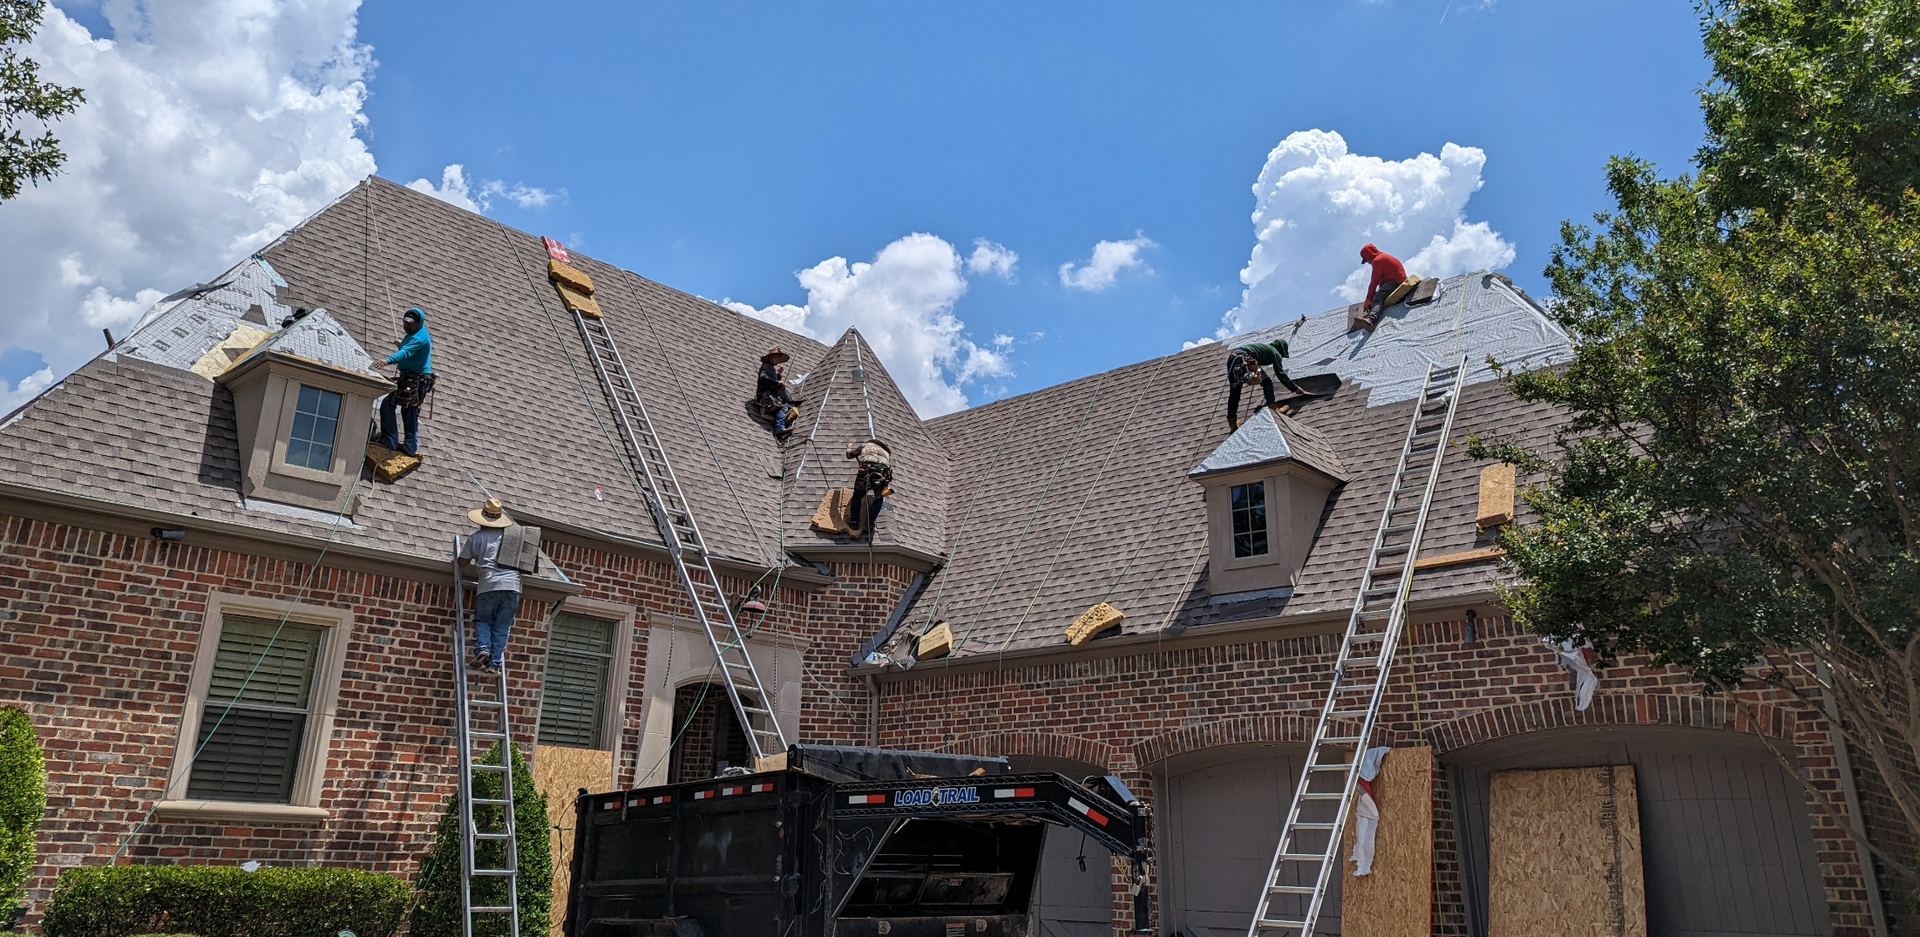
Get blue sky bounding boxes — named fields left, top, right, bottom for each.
left=4, top=0, right=1710, bottom=414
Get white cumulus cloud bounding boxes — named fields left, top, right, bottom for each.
left=407, top=164, right=559, bottom=212
left=0, top=0, right=377, bottom=385
left=723, top=233, right=1011, bottom=417
left=0, top=367, right=57, bottom=417
left=1220, top=129, right=1514, bottom=336
left=0, top=2, right=557, bottom=409
left=1058, top=233, right=1155, bottom=291
left=966, top=239, right=1018, bottom=280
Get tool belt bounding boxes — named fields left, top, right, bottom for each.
left=1228, top=351, right=1263, bottom=386
left=394, top=372, right=436, bottom=407
left=855, top=461, right=893, bottom=494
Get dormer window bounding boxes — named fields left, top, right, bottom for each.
left=1231, top=482, right=1269, bottom=558
left=215, top=310, right=391, bottom=514
left=1190, top=409, right=1349, bottom=599
left=286, top=386, right=343, bottom=471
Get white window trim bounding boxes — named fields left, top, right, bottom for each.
left=536, top=596, right=636, bottom=759
left=156, top=591, right=353, bottom=823
left=632, top=616, right=808, bottom=788
left=267, top=382, right=347, bottom=484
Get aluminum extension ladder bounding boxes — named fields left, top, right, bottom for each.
left=1247, top=358, right=1468, bottom=936
left=450, top=545, right=520, bottom=937
left=570, top=309, right=789, bottom=762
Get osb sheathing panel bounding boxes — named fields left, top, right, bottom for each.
left=1489, top=766, right=1646, bottom=937
left=812, top=487, right=853, bottom=533
left=534, top=745, right=614, bottom=937
left=1342, top=746, right=1433, bottom=934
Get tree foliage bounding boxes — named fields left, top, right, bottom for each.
left=410, top=743, right=551, bottom=937
left=0, top=707, right=44, bottom=915
left=0, top=0, right=84, bottom=200
left=1481, top=0, right=1920, bottom=891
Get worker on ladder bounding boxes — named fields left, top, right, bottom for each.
left=378, top=306, right=435, bottom=456
left=458, top=498, right=520, bottom=674
left=1226, top=338, right=1303, bottom=431
left=845, top=438, right=892, bottom=538
left=1354, top=243, right=1420, bottom=334
left=754, top=346, right=798, bottom=439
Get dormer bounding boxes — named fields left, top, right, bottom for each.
left=1188, top=409, right=1348, bottom=598
left=215, top=310, right=392, bottom=513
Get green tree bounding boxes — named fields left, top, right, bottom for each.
left=1, top=0, right=84, bottom=200
left=411, top=743, right=551, bottom=937
left=0, top=707, right=45, bottom=917
left=1480, top=0, right=1920, bottom=896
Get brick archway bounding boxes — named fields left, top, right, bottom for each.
left=1131, top=713, right=1317, bottom=770
left=936, top=730, right=1124, bottom=771
left=1423, top=692, right=1810, bottom=755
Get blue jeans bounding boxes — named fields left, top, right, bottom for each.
left=774, top=405, right=790, bottom=432
left=473, top=590, right=519, bottom=667
left=379, top=392, right=420, bottom=456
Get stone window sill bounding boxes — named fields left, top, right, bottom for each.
left=152, top=800, right=331, bottom=823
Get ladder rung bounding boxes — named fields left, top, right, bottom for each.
left=470, top=906, right=516, bottom=914
left=1255, top=921, right=1308, bottom=932
left=1268, top=884, right=1318, bottom=894
left=471, top=730, right=506, bottom=741
left=1290, top=822, right=1337, bottom=831
left=470, top=868, right=516, bottom=877
left=1307, top=763, right=1349, bottom=772
left=472, top=797, right=511, bottom=806
left=1320, top=735, right=1363, bottom=746
left=1276, top=852, right=1325, bottom=862
left=471, top=763, right=508, bottom=772
left=1297, top=792, right=1345, bottom=801
left=468, top=699, right=504, bottom=707
left=474, top=831, right=513, bottom=840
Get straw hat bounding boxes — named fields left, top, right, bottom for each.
left=761, top=346, right=790, bottom=364
left=468, top=498, right=514, bottom=528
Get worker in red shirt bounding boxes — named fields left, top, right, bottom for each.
left=1356, top=243, right=1420, bottom=333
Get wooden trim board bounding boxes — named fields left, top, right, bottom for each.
left=1489, top=766, right=1646, bottom=937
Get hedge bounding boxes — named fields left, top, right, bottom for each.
left=410, top=742, right=550, bottom=937
left=38, top=865, right=410, bottom=937
left=0, top=707, right=44, bottom=914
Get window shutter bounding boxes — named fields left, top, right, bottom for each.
left=538, top=614, right=615, bottom=749
left=186, top=616, right=323, bottom=803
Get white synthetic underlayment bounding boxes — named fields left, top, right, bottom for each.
left=112, top=256, right=296, bottom=373
left=1232, top=271, right=1571, bottom=407
left=1190, top=406, right=1296, bottom=476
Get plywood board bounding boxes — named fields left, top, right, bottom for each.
left=1342, top=746, right=1433, bottom=934
left=534, top=745, right=615, bottom=937
left=554, top=281, right=602, bottom=318
left=364, top=443, right=422, bottom=481
left=1489, top=766, right=1646, bottom=937
left=1478, top=462, right=1516, bottom=528
left=811, top=487, right=854, bottom=534
left=1065, top=602, right=1124, bottom=646
left=547, top=259, right=596, bottom=295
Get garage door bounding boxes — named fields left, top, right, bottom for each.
left=1449, top=726, right=1832, bottom=937
left=1160, top=744, right=1341, bottom=937
left=1008, top=755, right=1115, bottom=936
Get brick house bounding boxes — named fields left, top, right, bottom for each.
left=0, top=177, right=1896, bottom=935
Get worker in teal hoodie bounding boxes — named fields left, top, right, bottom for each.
left=378, top=306, right=434, bottom=456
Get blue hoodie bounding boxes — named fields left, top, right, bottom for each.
left=386, top=307, right=433, bottom=374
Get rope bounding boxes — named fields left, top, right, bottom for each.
left=1111, top=374, right=1232, bottom=611
left=951, top=371, right=1110, bottom=654
left=111, top=471, right=367, bottom=860
left=996, top=356, right=1174, bottom=654
left=626, top=293, right=774, bottom=562
left=851, top=334, right=877, bottom=440
left=911, top=393, right=1037, bottom=635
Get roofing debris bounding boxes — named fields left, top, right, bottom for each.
left=1065, top=602, right=1124, bottom=647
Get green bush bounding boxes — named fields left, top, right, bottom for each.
left=38, top=865, right=409, bottom=937
left=410, top=743, right=551, bottom=937
left=0, top=707, right=45, bottom=915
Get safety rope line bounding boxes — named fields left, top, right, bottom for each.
left=1111, top=373, right=1233, bottom=611
left=951, top=371, right=1111, bottom=655
left=850, top=333, right=877, bottom=441
left=995, top=356, right=1175, bottom=655
left=112, top=470, right=366, bottom=861
left=912, top=393, right=1037, bottom=635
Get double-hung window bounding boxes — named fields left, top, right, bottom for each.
left=285, top=385, right=342, bottom=471
left=538, top=613, right=617, bottom=749
left=1230, top=481, right=1269, bottom=558
left=185, top=615, right=323, bottom=804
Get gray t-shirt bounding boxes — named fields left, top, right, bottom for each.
left=460, top=527, right=523, bottom=594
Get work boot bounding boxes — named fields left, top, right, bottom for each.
left=1358, top=311, right=1380, bottom=333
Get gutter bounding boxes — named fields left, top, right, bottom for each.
left=0, top=481, right=584, bottom=602
left=496, top=508, right=835, bottom=591
left=851, top=589, right=1502, bottom=680
left=847, top=567, right=936, bottom=667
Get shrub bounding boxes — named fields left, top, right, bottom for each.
left=410, top=743, right=550, bottom=937
left=0, top=707, right=44, bottom=916
left=38, top=865, right=410, bottom=937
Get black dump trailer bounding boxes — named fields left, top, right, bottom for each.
left=565, top=744, right=1150, bottom=937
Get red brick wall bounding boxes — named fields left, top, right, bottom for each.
left=877, top=613, right=1884, bottom=937
left=796, top=561, right=916, bottom=746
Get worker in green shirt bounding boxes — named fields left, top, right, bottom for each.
left=1225, top=338, right=1304, bottom=430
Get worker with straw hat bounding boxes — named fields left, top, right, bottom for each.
left=755, top=346, right=797, bottom=438
left=457, top=498, right=521, bottom=673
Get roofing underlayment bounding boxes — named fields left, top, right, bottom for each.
left=1190, top=407, right=1349, bottom=483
